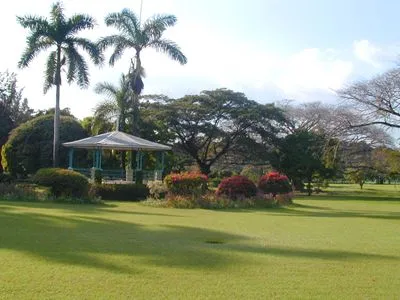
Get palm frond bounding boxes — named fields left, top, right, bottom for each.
left=63, top=45, right=89, bottom=88
left=18, top=39, right=53, bottom=68
left=17, top=15, right=49, bottom=31
left=143, top=14, right=177, bottom=39
left=104, top=9, right=140, bottom=40
left=67, top=37, right=103, bottom=65
left=44, top=51, right=57, bottom=93
left=50, top=2, right=66, bottom=27
left=94, top=82, right=118, bottom=98
left=149, top=39, right=187, bottom=65
left=94, top=100, right=119, bottom=119
left=67, top=14, right=96, bottom=35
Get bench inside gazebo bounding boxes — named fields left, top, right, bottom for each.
left=62, top=131, right=171, bottom=183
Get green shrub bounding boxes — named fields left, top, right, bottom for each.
left=0, top=173, right=13, bottom=183
left=33, top=168, right=89, bottom=198
left=146, top=180, right=168, bottom=199
left=164, top=172, right=208, bottom=196
left=91, top=183, right=149, bottom=201
left=240, top=165, right=265, bottom=183
left=93, top=168, right=102, bottom=184
left=2, top=115, right=87, bottom=176
left=0, top=183, right=41, bottom=201
left=216, top=175, right=257, bottom=200
left=208, top=177, right=222, bottom=188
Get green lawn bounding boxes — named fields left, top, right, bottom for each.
left=0, top=184, right=399, bottom=299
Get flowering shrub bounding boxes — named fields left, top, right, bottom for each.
left=147, top=180, right=168, bottom=199
left=216, top=175, right=257, bottom=200
left=258, top=172, right=293, bottom=202
left=164, top=172, right=208, bottom=196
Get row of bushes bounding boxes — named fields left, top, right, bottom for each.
left=147, top=171, right=293, bottom=208
left=0, top=168, right=149, bottom=203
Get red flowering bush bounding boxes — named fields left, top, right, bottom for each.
left=258, top=172, right=292, bottom=196
left=164, top=172, right=208, bottom=196
left=216, top=175, right=257, bottom=200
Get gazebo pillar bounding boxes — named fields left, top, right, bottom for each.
left=68, top=148, right=74, bottom=170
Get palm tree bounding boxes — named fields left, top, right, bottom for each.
left=98, top=9, right=187, bottom=136
left=17, top=2, right=103, bottom=167
left=93, top=74, right=131, bottom=133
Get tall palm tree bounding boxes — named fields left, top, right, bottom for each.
left=93, top=74, right=131, bottom=133
left=17, top=2, right=103, bottom=167
left=98, top=9, right=187, bottom=136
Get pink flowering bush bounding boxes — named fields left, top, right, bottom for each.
left=216, top=175, right=257, bottom=200
left=164, top=172, right=208, bottom=196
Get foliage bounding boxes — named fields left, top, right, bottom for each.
left=208, top=177, right=222, bottom=188
left=216, top=175, right=257, bottom=200
left=98, top=9, right=187, bottom=134
left=1, top=114, right=87, bottom=176
left=90, top=183, right=149, bottom=201
left=272, top=130, right=329, bottom=195
left=0, top=71, right=33, bottom=172
left=0, top=183, right=40, bottom=201
left=0, top=173, right=13, bottom=183
left=164, top=172, right=208, bottom=196
left=33, top=168, right=89, bottom=198
left=258, top=172, right=292, bottom=195
left=93, top=169, right=102, bottom=185
left=158, top=89, right=287, bottom=174
left=17, top=2, right=102, bottom=166
left=240, top=165, right=267, bottom=183
left=338, top=68, right=400, bottom=129
left=344, top=168, right=372, bottom=189
left=146, top=180, right=168, bottom=199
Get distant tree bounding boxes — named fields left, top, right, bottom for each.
left=345, top=168, right=373, bottom=189
left=0, top=71, right=33, bottom=172
left=98, top=9, right=187, bottom=135
left=272, top=130, right=328, bottom=195
left=338, top=68, right=400, bottom=129
left=80, top=116, right=113, bottom=136
left=35, top=107, right=74, bottom=117
left=17, top=2, right=102, bottom=167
left=1, top=115, right=87, bottom=177
left=158, top=89, right=286, bottom=174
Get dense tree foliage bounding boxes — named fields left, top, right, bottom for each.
left=2, top=115, right=87, bottom=176
left=0, top=71, right=33, bottom=172
left=17, top=2, right=102, bottom=167
left=157, top=89, right=287, bottom=174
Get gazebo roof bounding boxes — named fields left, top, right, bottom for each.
left=62, top=131, right=171, bottom=151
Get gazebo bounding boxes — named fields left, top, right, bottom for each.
left=62, top=131, right=171, bottom=182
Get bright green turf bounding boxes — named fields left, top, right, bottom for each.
left=0, top=184, right=399, bottom=299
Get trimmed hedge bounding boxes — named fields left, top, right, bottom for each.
left=216, top=175, right=257, bottom=199
left=91, top=183, right=149, bottom=201
left=33, top=168, right=89, bottom=198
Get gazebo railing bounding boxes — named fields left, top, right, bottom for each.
left=72, top=168, right=163, bottom=183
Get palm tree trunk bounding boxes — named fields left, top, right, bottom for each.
left=132, top=92, right=139, bottom=136
left=53, top=46, right=61, bottom=167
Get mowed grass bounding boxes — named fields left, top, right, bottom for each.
left=0, top=184, right=399, bottom=299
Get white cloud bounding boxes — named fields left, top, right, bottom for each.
left=353, top=39, right=381, bottom=67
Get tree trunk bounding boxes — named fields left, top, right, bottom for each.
left=198, top=163, right=211, bottom=175
left=53, top=46, right=61, bottom=168
left=307, top=174, right=312, bottom=196
left=132, top=92, right=139, bottom=136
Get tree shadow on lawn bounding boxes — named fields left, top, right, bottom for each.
left=259, top=204, right=400, bottom=220
left=0, top=205, right=398, bottom=275
left=0, top=200, right=183, bottom=218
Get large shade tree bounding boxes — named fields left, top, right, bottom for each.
left=157, top=89, right=287, bottom=174
left=98, top=9, right=187, bottom=135
left=17, top=2, right=102, bottom=167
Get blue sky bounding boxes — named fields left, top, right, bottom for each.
left=1, top=0, right=399, bottom=119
